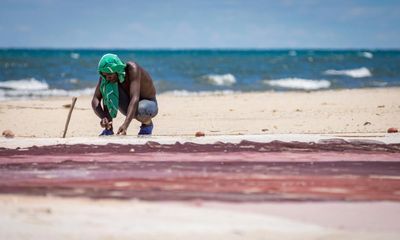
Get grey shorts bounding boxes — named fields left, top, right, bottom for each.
left=109, top=83, right=158, bottom=121
left=136, top=98, right=158, bottom=120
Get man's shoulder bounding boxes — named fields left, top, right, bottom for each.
left=126, top=61, right=143, bottom=82
left=126, top=61, right=137, bottom=70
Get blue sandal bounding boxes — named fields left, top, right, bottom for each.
left=138, top=122, right=153, bottom=135
left=99, top=129, right=114, bottom=136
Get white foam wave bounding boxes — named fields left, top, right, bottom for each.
left=68, top=78, right=80, bottom=84
left=324, top=67, right=372, bottom=78
left=70, top=53, right=80, bottom=59
left=263, top=78, right=331, bottom=90
left=0, top=78, right=49, bottom=90
left=370, top=81, right=388, bottom=87
left=359, top=51, right=373, bottom=59
left=162, top=90, right=237, bottom=96
left=0, top=87, right=94, bottom=101
left=202, top=74, right=236, bottom=86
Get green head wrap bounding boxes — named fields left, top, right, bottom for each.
left=98, top=53, right=127, bottom=118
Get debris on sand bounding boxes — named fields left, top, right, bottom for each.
left=2, top=129, right=15, bottom=138
left=195, top=131, right=205, bottom=137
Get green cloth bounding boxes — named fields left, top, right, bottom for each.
left=98, top=54, right=126, bottom=118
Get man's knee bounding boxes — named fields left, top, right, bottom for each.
left=136, top=99, right=158, bottom=122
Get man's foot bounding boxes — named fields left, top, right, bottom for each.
left=138, top=122, right=153, bottom=135
left=99, top=129, right=114, bottom=136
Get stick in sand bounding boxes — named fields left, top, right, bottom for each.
left=62, top=97, right=77, bottom=138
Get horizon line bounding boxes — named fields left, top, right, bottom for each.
left=1, top=47, right=400, bottom=51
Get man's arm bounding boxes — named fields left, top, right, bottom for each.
left=117, top=63, right=140, bottom=135
left=91, top=78, right=112, bottom=128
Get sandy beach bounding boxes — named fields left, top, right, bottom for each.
left=2, top=1, right=400, bottom=238
left=1, top=195, right=399, bottom=240
left=1, top=87, right=399, bottom=138
left=1, top=87, right=400, bottom=240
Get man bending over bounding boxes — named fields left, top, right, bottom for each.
left=92, top=53, right=158, bottom=136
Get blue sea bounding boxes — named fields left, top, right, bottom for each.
left=0, top=49, right=399, bottom=100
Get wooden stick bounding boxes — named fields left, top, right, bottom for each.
left=62, top=97, right=77, bottom=138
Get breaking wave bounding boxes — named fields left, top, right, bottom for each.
left=324, top=67, right=372, bottom=78
left=163, top=89, right=237, bottom=96
left=70, top=52, right=80, bottom=59
left=0, top=88, right=95, bottom=101
left=263, top=78, right=331, bottom=90
left=201, top=74, right=236, bottom=86
left=359, top=51, right=373, bottom=59
left=0, top=78, right=49, bottom=90
left=0, top=78, right=94, bottom=100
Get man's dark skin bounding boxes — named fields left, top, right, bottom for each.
left=91, top=61, right=156, bottom=135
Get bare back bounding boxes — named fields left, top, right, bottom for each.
left=121, top=61, right=156, bottom=100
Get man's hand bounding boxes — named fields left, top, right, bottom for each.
left=117, top=123, right=128, bottom=135
left=100, top=118, right=112, bottom=129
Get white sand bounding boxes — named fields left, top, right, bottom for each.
left=1, top=88, right=400, bottom=240
left=0, top=88, right=399, bottom=138
left=1, top=195, right=399, bottom=240
left=1, top=134, right=400, bottom=149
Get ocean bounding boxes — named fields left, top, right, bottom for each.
left=0, top=49, right=399, bottom=100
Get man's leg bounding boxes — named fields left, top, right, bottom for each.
left=136, top=99, right=158, bottom=135
left=117, top=84, right=158, bottom=135
left=99, top=105, right=114, bottom=136
left=118, top=84, right=130, bottom=116
left=136, top=99, right=158, bottom=123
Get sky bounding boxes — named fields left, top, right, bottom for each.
left=0, top=0, right=399, bottom=49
